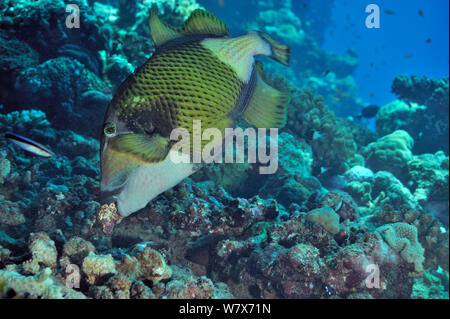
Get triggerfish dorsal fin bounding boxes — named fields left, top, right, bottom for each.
left=243, top=69, right=290, bottom=129
left=111, top=133, right=170, bottom=163
left=148, top=7, right=183, bottom=47
left=181, top=9, right=230, bottom=38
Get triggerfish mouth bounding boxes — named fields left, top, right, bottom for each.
left=100, top=8, right=291, bottom=218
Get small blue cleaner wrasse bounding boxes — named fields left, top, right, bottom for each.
left=100, top=8, right=291, bottom=218
left=5, top=132, right=55, bottom=157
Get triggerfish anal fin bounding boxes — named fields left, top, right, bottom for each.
left=242, top=62, right=290, bottom=129
left=111, top=133, right=170, bottom=163
left=180, top=9, right=230, bottom=37
left=148, top=7, right=182, bottom=47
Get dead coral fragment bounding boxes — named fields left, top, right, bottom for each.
left=0, top=267, right=86, bottom=299
left=23, top=233, right=58, bottom=275
left=0, top=200, right=25, bottom=226
left=98, top=202, right=123, bottom=235
left=306, top=207, right=340, bottom=235
left=134, top=245, right=172, bottom=285
left=82, top=252, right=117, bottom=285
left=377, top=222, right=425, bottom=273
left=62, top=236, right=96, bottom=265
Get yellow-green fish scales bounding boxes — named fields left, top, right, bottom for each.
left=113, top=42, right=244, bottom=139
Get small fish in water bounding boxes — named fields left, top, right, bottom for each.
left=418, top=9, right=424, bottom=18
left=384, top=9, right=396, bottom=15
left=325, top=285, right=336, bottom=296
left=334, top=88, right=349, bottom=98
left=5, top=132, right=55, bottom=157
left=306, top=130, right=324, bottom=141
left=312, top=131, right=324, bottom=141
left=322, top=69, right=331, bottom=77
left=100, top=8, right=290, bottom=218
left=426, top=38, right=432, bottom=44
left=356, top=105, right=380, bottom=120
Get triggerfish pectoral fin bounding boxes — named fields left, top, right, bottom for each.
left=111, top=133, right=170, bottom=163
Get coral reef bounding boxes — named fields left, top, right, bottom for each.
left=361, top=130, right=414, bottom=178
left=407, top=152, right=449, bottom=206
left=377, top=223, right=425, bottom=273
left=0, top=0, right=448, bottom=300
left=306, top=207, right=340, bottom=235
left=257, top=132, right=320, bottom=206
left=373, top=208, right=449, bottom=272
left=0, top=268, right=86, bottom=299
left=22, top=233, right=58, bottom=275
left=14, top=57, right=111, bottom=137
left=284, top=88, right=360, bottom=175
left=390, top=75, right=449, bottom=154
left=82, top=252, right=117, bottom=285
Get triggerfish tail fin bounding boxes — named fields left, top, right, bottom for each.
left=148, top=7, right=182, bottom=47
left=256, top=31, right=290, bottom=66
left=243, top=62, right=290, bottom=128
left=181, top=9, right=229, bottom=37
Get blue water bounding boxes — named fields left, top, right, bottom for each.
left=322, top=0, right=449, bottom=106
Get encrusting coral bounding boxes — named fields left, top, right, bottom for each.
left=306, top=207, right=340, bottom=235
left=361, top=130, right=414, bottom=179
left=82, top=252, right=117, bottom=285
left=377, top=222, right=425, bottom=273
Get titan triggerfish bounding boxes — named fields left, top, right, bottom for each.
left=100, top=8, right=291, bottom=218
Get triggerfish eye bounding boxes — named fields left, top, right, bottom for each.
left=104, top=122, right=117, bottom=137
